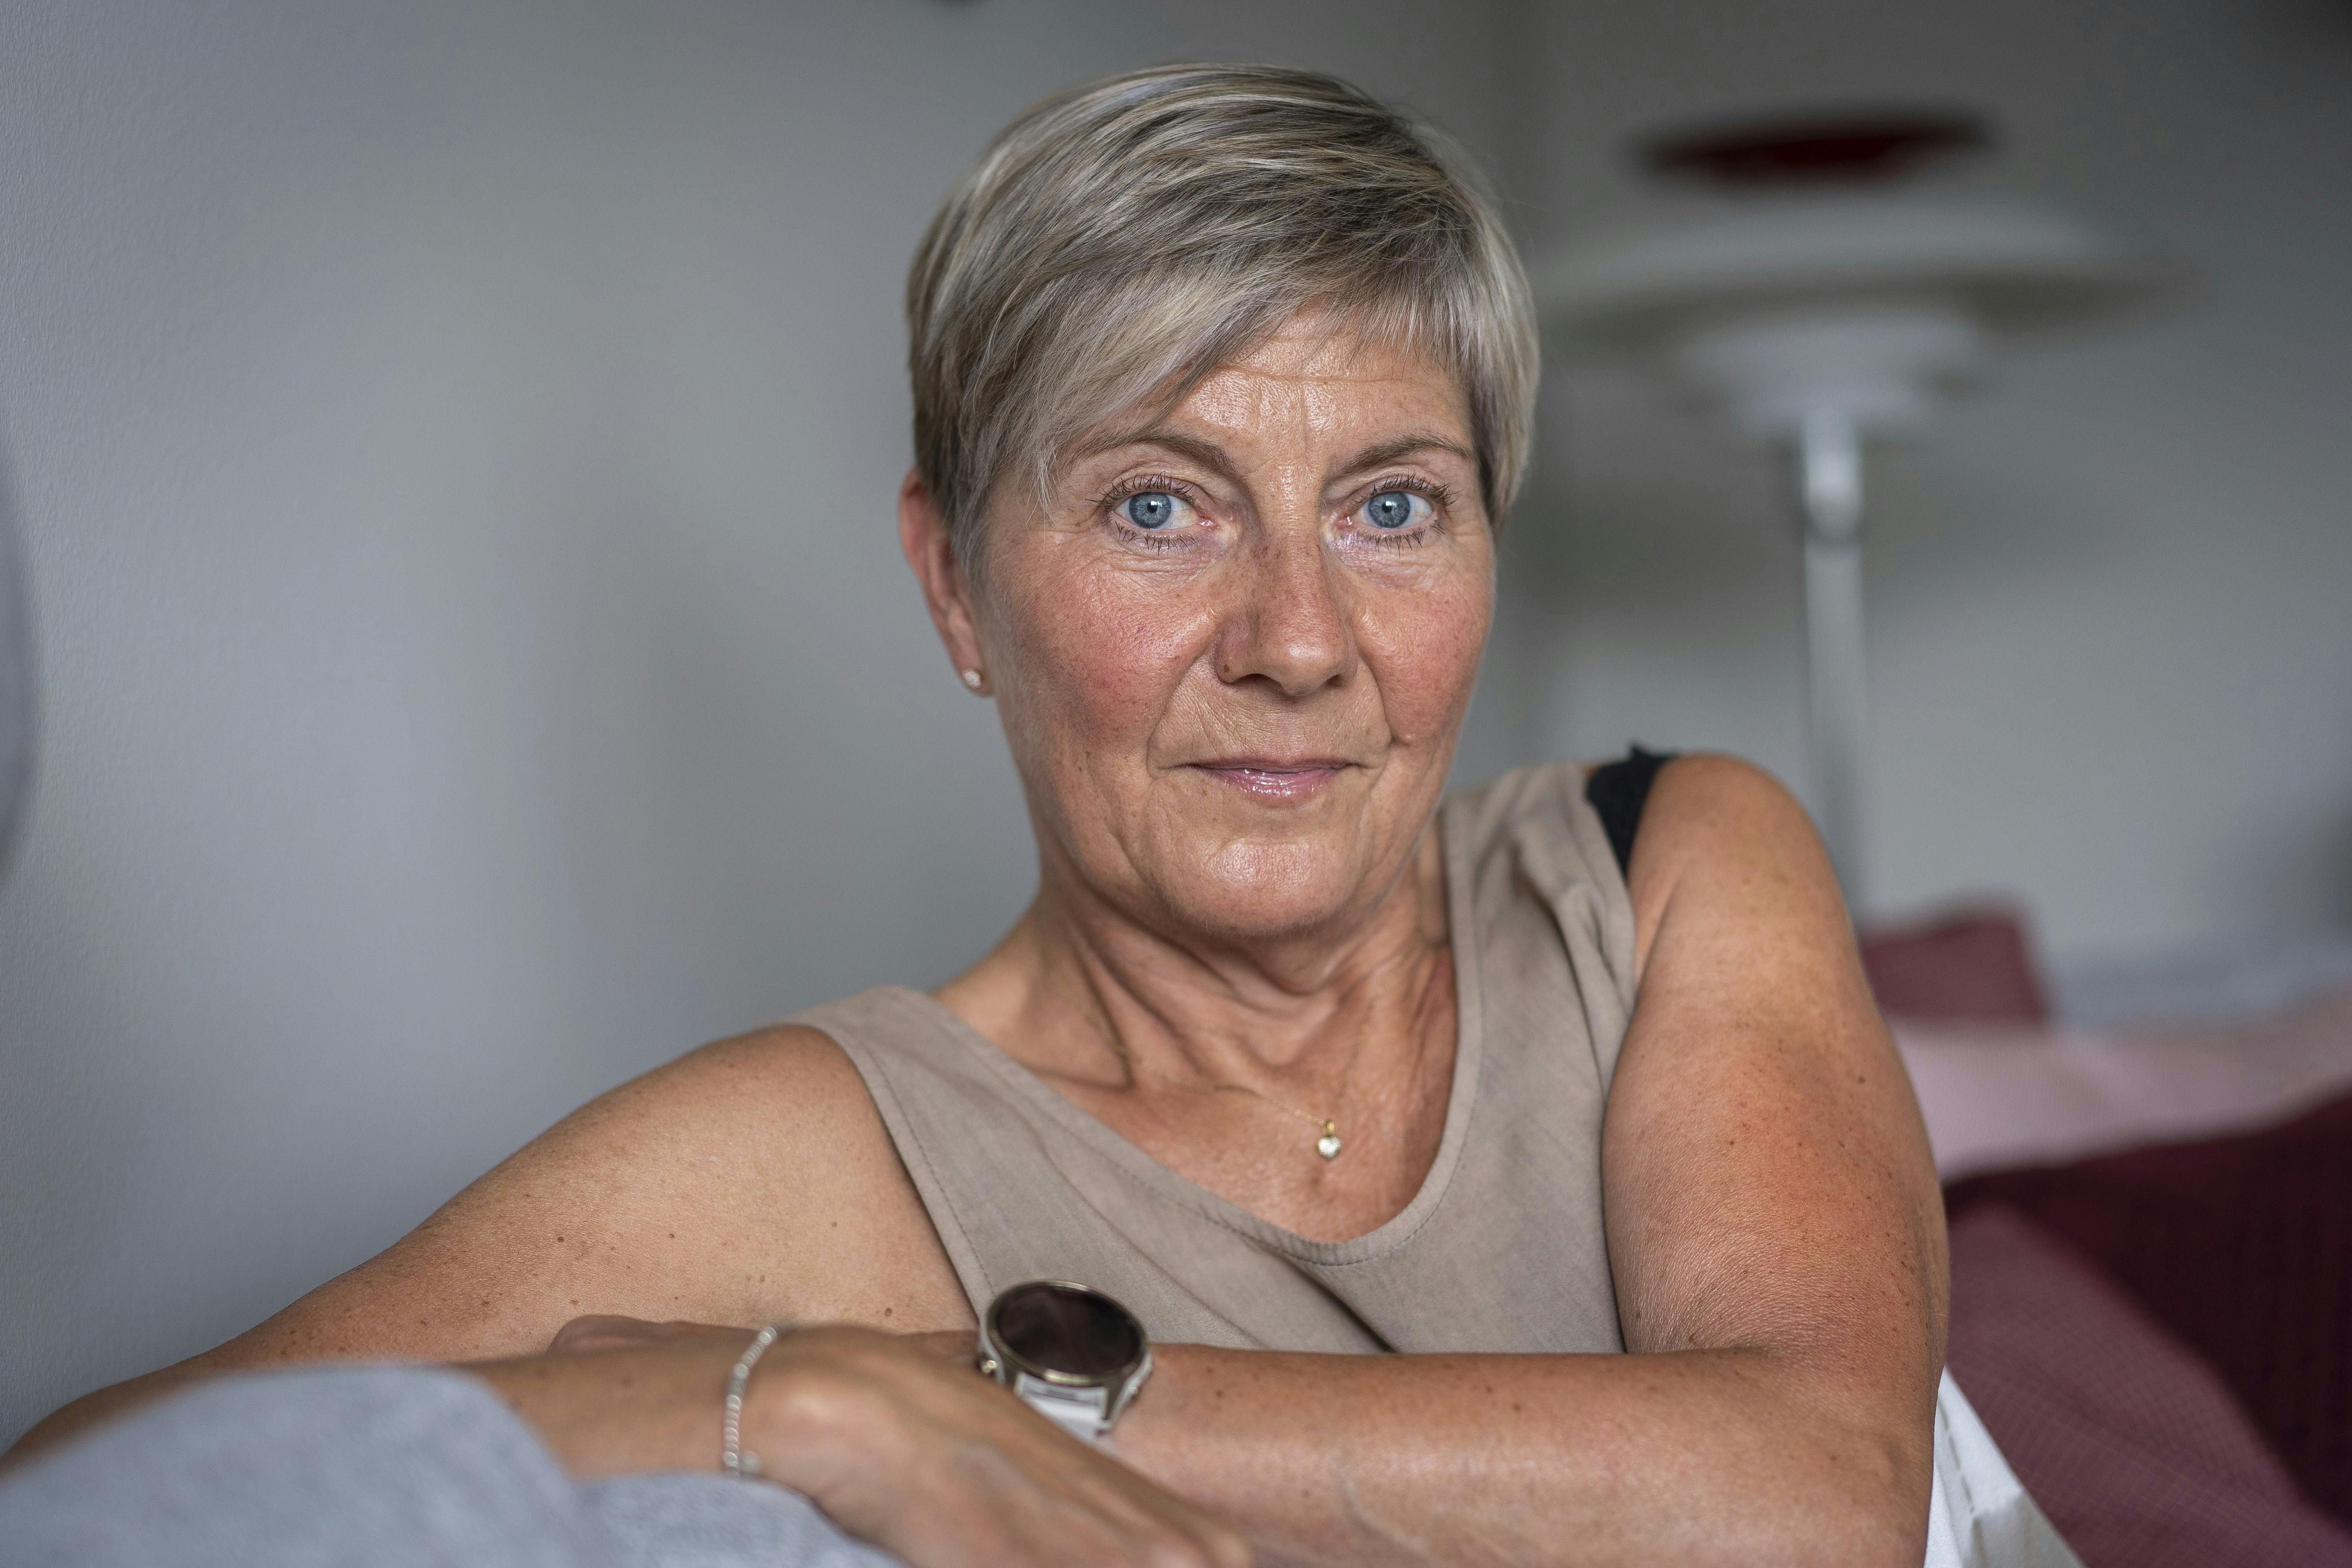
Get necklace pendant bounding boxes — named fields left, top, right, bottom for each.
left=1315, top=1120, right=1343, bottom=1160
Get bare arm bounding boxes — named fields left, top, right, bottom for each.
left=10, top=1030, right=1249, bottom=1568
left=8, top=1025, right=975, bottom=1459
left=1108, top=756, right=1947, bottom=1568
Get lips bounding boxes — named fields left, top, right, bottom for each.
left=1185, top=759, right=1355, bottom=802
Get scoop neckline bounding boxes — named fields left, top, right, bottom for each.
left=884, top=794, right=1489, bottom=1269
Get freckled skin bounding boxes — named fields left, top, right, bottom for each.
left=882, top=318, right=1947, bottom=1567
left=965, top=324, right=1493, bottom=951
left=897, top=319, right=1493, bottom=1244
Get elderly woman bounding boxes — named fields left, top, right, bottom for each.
left=13, top=64, right=2062, bottom=1568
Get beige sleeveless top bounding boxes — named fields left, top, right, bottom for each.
left=789, top=761, right=1638, bottom=1355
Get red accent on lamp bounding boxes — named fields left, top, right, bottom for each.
left=1641, top=111, right=1991, bottom=188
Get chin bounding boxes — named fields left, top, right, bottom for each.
left=1150, top=836, right=1379, bottom=944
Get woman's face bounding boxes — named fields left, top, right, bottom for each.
left=923, top=317, right=1496, bottom=948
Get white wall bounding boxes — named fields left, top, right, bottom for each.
left=1487, top=0, right=2352, bottom=955
left=0, top=0, right=1508, bottom=1443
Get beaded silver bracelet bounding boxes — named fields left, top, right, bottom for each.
left=721, top=1323, right=789, bottom=1478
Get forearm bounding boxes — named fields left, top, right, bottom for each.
left=5, top=1364, right=223, bottom=1470
left=464, top=1342, right=736, bottom=1479
left=1114, top=1346, right=1930, bottom=1568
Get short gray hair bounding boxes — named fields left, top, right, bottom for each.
left=906, top=64, right=1538, bottom=563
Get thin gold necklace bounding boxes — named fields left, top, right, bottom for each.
left=1112, top=1039, right=1358, bottom=1160
left=1063, top=987, right=1373, bottom=1161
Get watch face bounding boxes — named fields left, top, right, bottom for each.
left=991, top=1282, right=1143, bottom=1381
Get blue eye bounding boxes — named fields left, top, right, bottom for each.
left=1124, top=492, right=1178, bottom=529
left=1364, top=490, right=1421, bottom=529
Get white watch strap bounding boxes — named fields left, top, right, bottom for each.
left=1012, top=1373, right=1112, bottom=1442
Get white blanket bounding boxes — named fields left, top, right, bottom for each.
left=1927, top=1372, right=2082, bottom=1568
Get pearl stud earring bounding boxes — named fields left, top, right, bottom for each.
left=960, top=668, right=984, bottom=692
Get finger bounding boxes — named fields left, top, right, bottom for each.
left=1058, top=1442, right=1254, bottom=1568
left=547, top=1313, right=665, bottom=1353
left=967, top=1488, right=1248, bottom=1568
left=929, top=1417, right=1249, bottom=1568
left=1082, top=1460, right=1255, bottom=1568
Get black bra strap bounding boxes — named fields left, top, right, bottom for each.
left=1582, top=746, right=1676, bottom=880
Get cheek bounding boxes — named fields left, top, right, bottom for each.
left=990, top=560, right=1208, bottom=774
left=1364, top=571, right=1492, bottom=742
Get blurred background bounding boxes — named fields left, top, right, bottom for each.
left=0, top=0, right=2346, bottom=1446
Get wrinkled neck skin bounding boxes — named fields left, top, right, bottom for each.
left=916, top=317, right=1492, bottom=1115
left=965, top=764, right=1460, bottom=1106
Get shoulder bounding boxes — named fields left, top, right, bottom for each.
left=457, top=1018, right=972, bottom=1327
left=1620, top=754, right=1824, bottom=975
left=564, top=1019, right=881, bottom=1157
left=473, top=1021, right=886, bottom=1225
left=1629, top=752, right=1811, bottom=864
left=199, top=1021, right=973, bottom=1373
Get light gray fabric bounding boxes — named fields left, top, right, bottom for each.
left=585, top=1473, right=896, bottom=1568
left=795, top=761, right=1641, bottom=1355
left=0, top=1365, right=897, bottom=1568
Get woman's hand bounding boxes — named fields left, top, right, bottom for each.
left=544, top=1315, right=1251, bottom=1568
left=545, top=1314, right=742, bottom=1354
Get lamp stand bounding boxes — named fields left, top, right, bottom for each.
left=1795, top=408, right=1868, bottom=902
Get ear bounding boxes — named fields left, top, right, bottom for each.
left=898, top=469, right=989, bottom=690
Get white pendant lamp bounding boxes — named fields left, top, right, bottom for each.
left=1535, top=114, right=2175, bottom=902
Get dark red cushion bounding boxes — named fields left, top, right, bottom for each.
left=1946, top=1204, right=2352, bottom=1564
left=1861, top=906, right=2050, bottom=1024
left=1948, top=1090, right=2352, bottom=1524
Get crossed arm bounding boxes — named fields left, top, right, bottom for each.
left=10, top=758, right=1945, bottom=1568
left=1116, top=757, right=1946, bottom=1565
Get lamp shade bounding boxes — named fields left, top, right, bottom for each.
left=1539, top=192, right=2169, bottom=353
left=1538, top=193, right=2175, bottom=434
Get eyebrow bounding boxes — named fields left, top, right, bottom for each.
left=1092, top=430, right=1243, bottom=486
left=1335, top=433, right=1475, bottom=476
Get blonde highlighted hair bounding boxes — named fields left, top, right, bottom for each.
left=906, top=64, right=1538, bottom=562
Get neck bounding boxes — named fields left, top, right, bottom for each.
left=938, top=822, right=1454, bottom=1101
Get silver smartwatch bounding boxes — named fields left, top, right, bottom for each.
left=975, top=1280, right=1153, bottom=1443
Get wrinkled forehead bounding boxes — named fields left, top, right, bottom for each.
left=1070, top=312, right=1474, bottom=474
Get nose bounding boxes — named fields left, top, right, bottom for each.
left=1213, top=518, right=1355, bottom=698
